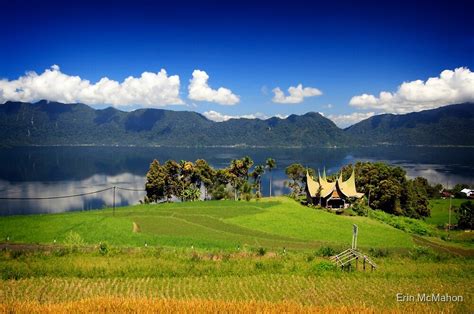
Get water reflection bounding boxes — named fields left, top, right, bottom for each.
left=0, top=146, right=472, bottom=215
left=0, top=173, right=145, bottom=215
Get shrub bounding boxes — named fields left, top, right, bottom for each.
left=64, top=231, right=85, bottom=252
left=257, top=247, right=267, bottom=256
left=368, top=248, right=389, bottom=258
left=311, top=261, right=336, bottom=273
left=98, top=242, right=108, bottom=255
left=317, top=246, right=336, bottom=257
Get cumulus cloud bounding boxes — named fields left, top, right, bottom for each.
left=202, top=110, right=287, bottom=122
left=327, top=112, right=375, bottom=128
left=0, top=65, right=184, bottom=108
left=188, top=70, right=239, bottom=105
left=349, top=67, right=474, bottom=113
left=272, top=84, right=322, bottom=104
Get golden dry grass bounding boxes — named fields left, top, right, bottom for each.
left=0, top=297, right=456, bottom=314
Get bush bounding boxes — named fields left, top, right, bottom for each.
left=98, top=242, right=108, bottom=255
left=311, top=261, right=336, bottom=273
left=317, top=246, right=336, bottom=257
left=257, top=247, right=266, bottom=256
left=456, top=201, right=473, bottom=230
left=368, top=248, right=389, bottom=258
left=64, top=231, right=85, bottom=252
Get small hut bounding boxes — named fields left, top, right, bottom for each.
left=306, top=168, right=364, bottom=209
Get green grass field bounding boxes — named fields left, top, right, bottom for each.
left=0, top=197, right=414, bottom=250
left=1, top=197, right=473, bottom=312
left=426, top=198, right=466, bottom=226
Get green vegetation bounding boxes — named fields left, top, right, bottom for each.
left=426, top=198, right=465, bottom=226
left=456, top=201, right=474, bottom=230
left=145, top=156, right=267, bottom=203
left=1, top=197, right=473, bottom=312
left=338, top=162, right=431, bottom=218
left=0, top=197, right=414, bottom=250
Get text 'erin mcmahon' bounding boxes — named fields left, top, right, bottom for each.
left=397, top=293, right=464, bottom=302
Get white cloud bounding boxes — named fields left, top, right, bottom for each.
left=272, top=84, right=322, bottom=104
left=202, top=110, right=287, bottom=122
left=327, top=112, right=375, bottom=128
left=349, top=67, right=474, bottom=114
left=0, top=65, right=184, bottom=108
left=188, top=70, right=239, bottom=105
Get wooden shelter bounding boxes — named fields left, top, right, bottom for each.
left=306, top=168, right=364, bottom=209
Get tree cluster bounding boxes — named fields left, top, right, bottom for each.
left=283, top=161, right=434, bottom=219
left=339, top=162, right=431, bottom=218
left=145, top=157, right=275, bottom=203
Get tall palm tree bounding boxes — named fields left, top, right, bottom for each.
left=265, top=158, right=276, bottom=197
left=252, top=165, right=265, bottom=197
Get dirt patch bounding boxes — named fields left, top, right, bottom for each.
left=412, top=236, right=474, bottom=257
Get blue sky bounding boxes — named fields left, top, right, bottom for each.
left=1, top=0, right=473, bottom=126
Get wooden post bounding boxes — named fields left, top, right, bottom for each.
left=113, top=186, right=116, bottom=216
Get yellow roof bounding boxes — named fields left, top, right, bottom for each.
left=306, top=168, right=364, bottom=199
left=319, top=173, right=336, bottom=198
left=337, top=169, right=364, bottom=198
left=306, top=171, right=320, bottom=197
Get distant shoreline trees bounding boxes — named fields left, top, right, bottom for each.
left=145, top=156, right=269, bottom=203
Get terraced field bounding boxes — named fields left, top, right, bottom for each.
left=0, top=197, right=414, bottom=250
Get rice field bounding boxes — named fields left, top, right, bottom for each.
left=1, top=273, right=471, bottom=312
left=1, top=197, right=473, bottom=312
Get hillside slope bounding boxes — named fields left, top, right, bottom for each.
left=345, top=103, right=474, bottom=145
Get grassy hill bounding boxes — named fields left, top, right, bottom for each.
left=0, top=197, right=413, bottom=250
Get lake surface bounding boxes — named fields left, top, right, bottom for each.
left=0, top=146, right=473, bottom=215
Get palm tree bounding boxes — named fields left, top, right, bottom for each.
left=265, top=158, right=276, bottom=197
left=252, top=165, right=265, bottom=197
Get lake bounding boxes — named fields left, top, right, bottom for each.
left=0, top=146, right=473, bottom=215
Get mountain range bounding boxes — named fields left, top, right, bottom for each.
left=0, top=101, right=472, bottom=147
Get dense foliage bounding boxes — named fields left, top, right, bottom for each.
left=456, top=201, right=474, bottom=230
left=145, top=156, right=267, bottom=202
left=339, top=162, right=431, bottom=218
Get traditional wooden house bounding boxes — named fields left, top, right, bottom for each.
left=306, top=169, right=364, bottom=209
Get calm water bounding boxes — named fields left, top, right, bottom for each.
left=0, top=146, right=473, bottom=215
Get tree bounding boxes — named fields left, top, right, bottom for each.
left=194, top=159, right=215, bottom=200
left=285, top=163, right=308, bottom=199
left=145, top=159, right=166, bottom=202
left=456, top=201, right=474, bottom=230
left=340, top=162, right=430, bottom=218
left=266, top=158, right=276, bottom=197
left=251, top=165, right=265, bottom=198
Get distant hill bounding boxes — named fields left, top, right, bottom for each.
left=0, top=100, right=348, bottom=147
left=345, top=103, right=474, bottom=146
left=0, top=101, right=472, bottom=147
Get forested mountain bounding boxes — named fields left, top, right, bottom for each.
left=0, top=101, right=472, bottom=147
left=345, top=103, right=474, bottom=146
left=0, top=100, right=348, bottom=147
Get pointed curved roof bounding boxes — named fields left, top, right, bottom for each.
left=306, top=167, right=364, bottom=199
left=337, top=169, right=364, bottom=198
left=319, top=173, right=336, bottom=198
left=306, top=171, right=319, bottom=197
